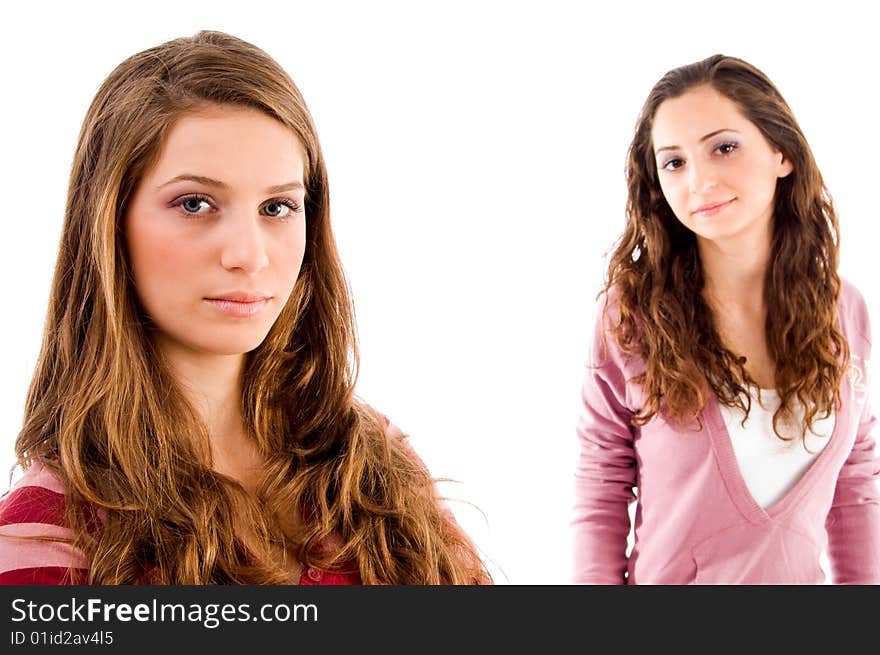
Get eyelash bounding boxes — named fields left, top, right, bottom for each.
left=660, top=141, right=739, bottom=171
left=172, top=194, right=303, bottom=220
left=715, top=141, right=738, bottom=156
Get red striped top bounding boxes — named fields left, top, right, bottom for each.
left=0, top=462, right=360, bottom=586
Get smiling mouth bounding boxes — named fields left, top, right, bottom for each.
left=693, top=198, right=735, bottom=216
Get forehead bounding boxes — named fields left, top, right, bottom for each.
left=147, top=106, right=307, bottom=185
left=651, top=85, right=754, bottom=150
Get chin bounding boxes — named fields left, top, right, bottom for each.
left=691, top=220, right=754, bottom=243
left=188, top=332, right=273, bottom=356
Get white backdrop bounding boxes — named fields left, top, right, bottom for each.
left=1, top=0, right=877, bottom=584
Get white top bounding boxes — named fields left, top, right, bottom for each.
left=718, top=388, right=835, bottom=509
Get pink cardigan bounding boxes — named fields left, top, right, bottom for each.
left=573, top=279, right=880, bottom=584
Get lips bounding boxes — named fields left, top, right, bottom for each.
left=205, top=292, right=271, bottom=302
left=203, top=292, right=272, bottom=318
left=692, top=198, right=735, bottom=216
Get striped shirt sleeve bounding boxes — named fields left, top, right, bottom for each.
left=0, top=462, right=88, bottom=585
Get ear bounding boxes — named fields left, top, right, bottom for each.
left=776, top=152, right=794, bottom=179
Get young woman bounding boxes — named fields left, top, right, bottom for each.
left=573, top=55, right=879, bottom=584
left=0, top=31, right=488, bottom=585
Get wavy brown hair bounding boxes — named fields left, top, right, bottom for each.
left=14, top=30, right=487, bottom=584
left=602, top=54, right=848, bottom=442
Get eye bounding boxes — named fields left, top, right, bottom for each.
left=660, top=157, right=685, bottom=172
left=262, top=198, right=303, bottom=220
left=174, top=193, right=214, bottom=216
left=715, top=141, right=739, bottom=155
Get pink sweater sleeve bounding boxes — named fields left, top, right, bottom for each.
left=825, top=294, right=880, bottom=582
left=826, top=398, right=880, bottom=583
left=573, top=299, right=638, bottom=584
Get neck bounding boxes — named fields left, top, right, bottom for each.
left=698, top=220, right=772, bottom=311
left=156, top=337, right=261, bottom=487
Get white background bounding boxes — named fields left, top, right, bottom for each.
left=1, top=0, right=877, bottom=584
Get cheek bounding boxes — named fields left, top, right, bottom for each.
left=737, top=159, right=779, bottom=204
left=127, top=218, right=201, bottom=301
left=273, top=221, right=307, bottom=285
left=658, top=177, right=688, bottom=218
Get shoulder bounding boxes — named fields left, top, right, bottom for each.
left=594, top=283, right=647, bottom=343
left=589, top=285, right=644, bottom=375
left=0, top=461, right=88, bottom=584
left=838, top=277, right=872, bottom=363
left=596, top=284, right=623, bottom=325
left=379, top=413, right=429, bottom=471
left=355, top=405, right=435, bottom=481
left=381, top=414, right=405, bottom=442
left=838, top=277, right=872, bottom=342
left=0, top=461, right=68, bottom=526
left=358, top=403, right=407, bottom=445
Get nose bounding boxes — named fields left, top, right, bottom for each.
left=219, top=212, right=270, bottom=274
left=687, top=160, right=717, bottom=194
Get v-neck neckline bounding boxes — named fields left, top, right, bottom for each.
left=703, top=382, right=847, bottom=525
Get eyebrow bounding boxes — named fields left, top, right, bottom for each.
left=654, top=128, right=741, bottom=155
left=157, top=174, right=305, bottom=194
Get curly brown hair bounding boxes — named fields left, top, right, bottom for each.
left=15, top=30, right=488, bottom=584
left=602, top=54, right=848, bottom=442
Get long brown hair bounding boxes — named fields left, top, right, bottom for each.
left=15, top=30, right=487, bottom=584
left=602, top=54, right=848, bottom=441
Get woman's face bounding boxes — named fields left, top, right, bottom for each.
left=125, top=105, right=307, bottom=358
left=650, top=84, right=793, bottom=245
